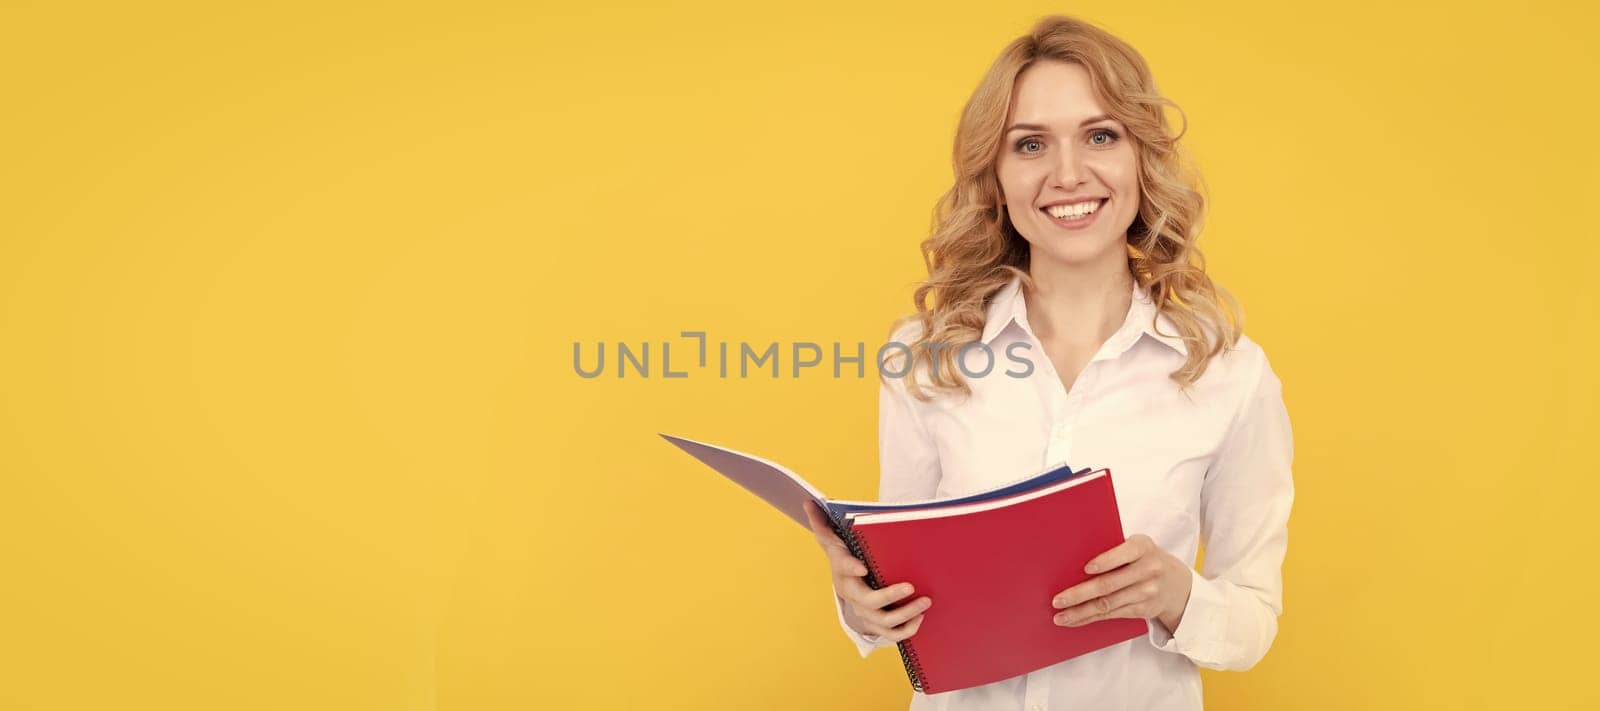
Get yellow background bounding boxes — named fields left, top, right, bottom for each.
left=3, top=1, right=1596, bottom=708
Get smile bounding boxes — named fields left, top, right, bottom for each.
left=1040, top=199, right=1106, bottom=230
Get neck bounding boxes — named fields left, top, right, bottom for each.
left=1023, top=245, right=1134, bottom=345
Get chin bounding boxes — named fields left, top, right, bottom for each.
left=1021, top=225, right=1126, bottom=267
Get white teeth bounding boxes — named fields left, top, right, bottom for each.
left=1046, top=200, right=1102, bottom=219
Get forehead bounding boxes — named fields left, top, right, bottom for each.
left=1008, top=60, right=1106, bottom=126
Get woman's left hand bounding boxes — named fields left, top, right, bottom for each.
left=1050, top=534, right=1193, bottom=633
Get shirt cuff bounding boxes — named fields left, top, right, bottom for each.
left=1146, top=567, right=1224, bottom=661
left=833, top=590, right=887, bottom=658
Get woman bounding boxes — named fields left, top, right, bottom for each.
left=802, top=15, right=1295, bottom=710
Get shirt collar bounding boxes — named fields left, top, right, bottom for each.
left=980, top=274, right=1189, bottom=357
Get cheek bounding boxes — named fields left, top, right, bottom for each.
left=996, top=164, right=1040, bottom=211
left=1104, top=153, right=1141, bottom=195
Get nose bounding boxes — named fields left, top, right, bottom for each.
left=1050, top=143, right=1087, bottom=189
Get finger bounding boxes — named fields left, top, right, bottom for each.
left=1058, top=590, right=1157, bottom=627
left=865, top=581, right=918, bottom=610
left=815, top=536, right=852, bottom=561
left=1053, top=557, right=1157, bottom=609
left=805, top=512, right=852, bottom=555
left=1084, top=534, right=1155, bottom=574
left=1056, top=579, right=1158, bottom=624
left=834, top=574, right=875, bottom=604
left=873, top=596, right=932, bottom=629
left=803, top=500, right=835, bottom=538
left=825, top=549, right=869, bottom=578
left=847, top=580, right=916, bottom=610
left=882, top=612, right=927, bottom=642
left=864, top=608, right=928, bottom=640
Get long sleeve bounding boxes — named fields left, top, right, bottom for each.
left=833, top=364, right=943, bottom=657
left=1146, top=354, right=1295, bottom=671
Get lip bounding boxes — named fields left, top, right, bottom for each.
left=1040, top=198, right=1107, bottom=231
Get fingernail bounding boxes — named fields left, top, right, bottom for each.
left=901, top=583, right=914, bottom=594
left=1051, top=598, right=1065, bottom=609
left=1085, top=563, right=1099, bottom=573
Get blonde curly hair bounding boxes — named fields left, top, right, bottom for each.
left=891, top=14, right=1242, bottom=400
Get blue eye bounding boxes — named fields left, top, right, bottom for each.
left=1015, top=129, right=1119, bottom=155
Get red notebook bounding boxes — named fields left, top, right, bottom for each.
left=658, top=434, right=1144, bottom=694
left=842, top=469, right=1147, bottom=694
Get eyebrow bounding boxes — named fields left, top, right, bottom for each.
left=1005, top=114, right=1115, bottom=134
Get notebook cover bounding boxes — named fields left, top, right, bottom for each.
left=847, top=469, right=1147, bottom=694
left=658, top=433, right=823, bottom=529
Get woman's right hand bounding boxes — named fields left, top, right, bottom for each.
left=803, top=499, right=932, bottom=642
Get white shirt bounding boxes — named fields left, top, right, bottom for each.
left=832, top=274, right=1294, bottom=710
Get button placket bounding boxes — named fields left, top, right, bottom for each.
left=1047, top=363, right=1100, bottom=467
left=1021, top=667, right=1050, bottom=711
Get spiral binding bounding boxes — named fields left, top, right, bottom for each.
left=833, top=511, right=930, bottom=693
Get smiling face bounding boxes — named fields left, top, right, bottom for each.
left=996, top=60, right=1140, bottom=270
